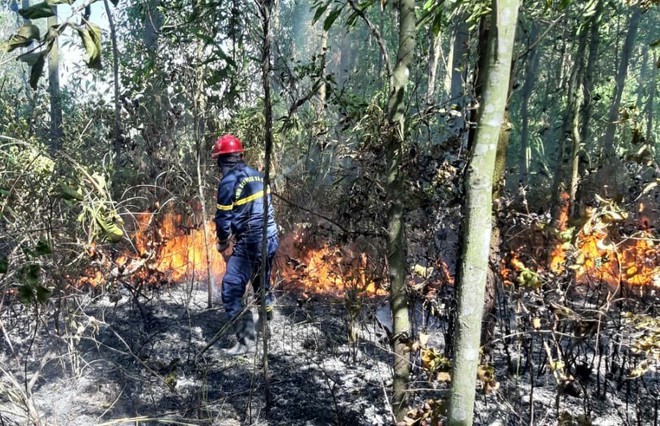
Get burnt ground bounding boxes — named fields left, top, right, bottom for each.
left=0, top=281, right=658, bottom=425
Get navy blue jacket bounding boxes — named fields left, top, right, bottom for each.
left=215, top=163, right=278, bottom=245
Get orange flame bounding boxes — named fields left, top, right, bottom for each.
left=79, top=213, right=385, bottom=297
left=575, top=230, right=659, bottom=288
left=79, top=211, right=226, bottom=288
left=502, top=200, right=659, bottom=289
left=277, top=226, right=385, bottom=297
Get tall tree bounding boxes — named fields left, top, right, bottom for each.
left=445, top=10, right=469, bottom=135
left=646, top=51, right=657, bottom=143
left=578, top=0, right=603, bottom=162
left=551, top=18, right=588, bottom=226
left=258, top=0, right=275, bottom=411
left=518, top=23, right=540, bottom=186
left=384, top=0, right=416, bottom=419
left=598, top=3, right=642, bottom=195
left=426, top=27, right=442, bottom=104
left=447, top=0, right=520, bottom=424
left=103, top=0, right=121, bottom=171
left=47, top=8, right=63, bottom=152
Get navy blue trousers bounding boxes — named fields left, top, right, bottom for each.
left=222, top=236, right=278, bottom=320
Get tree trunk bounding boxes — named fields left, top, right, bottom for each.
left=598, top=4, right=642, bottom=195
left=636, top=44, right=649, bottom=111
left=551, top=24, right=587, bottom=228
left=103, top=0, right=122, bottom=172
left=143, top=0, right=163, bottom=51
left=446, top=13, right=469, bottom=135
left=338, top=31, right=353, bottom=91
left=258, top=0, right=275, bottom=411
left=427, top=27, right=441, bottom=104
left=647, top=52, right=657, bottom=143
left=578, top=0, right=603, bottom=156
left=47, top=10, right=63, bottom=152
left=518, top=23, right=540, bottom=186
left=385, top=0, right=416, bottom=420
left=447, top=1, right=519, bottom=425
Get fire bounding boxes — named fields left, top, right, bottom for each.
left=277, top=226, right=385, bottom=297
left=78, top=211, right=226, bottom=288
left=78, top=212, right=385, bottom=297
left=134, top=212, right=225, bottom=282
left=574, top=230, right=659, bottom=288
left=504, top=200, right=659, bottom=290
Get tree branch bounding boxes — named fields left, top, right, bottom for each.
left=346, top=0, right=393, bottom=83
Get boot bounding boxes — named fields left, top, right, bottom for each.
left=220, top=314, right=256, bottom=356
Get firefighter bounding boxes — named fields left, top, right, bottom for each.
left=212, top=134, right=279, bottom=356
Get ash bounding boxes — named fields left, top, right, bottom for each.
left=0, top=284, right=393, bottom=425
left=0, top=281, right=658, bottom=425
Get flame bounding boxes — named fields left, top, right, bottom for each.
left=79, top=211, right=226, bottom=288
left=549, top=243, right=566, bottom=274
left=503, top=203, right=659, bottom=289
left=78, top=212, right=385, bottom=297
left=574, top=231, right=659, bottom=288
left=277, top=226, right=385, bottom=297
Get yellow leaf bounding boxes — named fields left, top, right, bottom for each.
left=413, top=264, right=434, bottom=278
left=436, top=371, right=451, bottom=382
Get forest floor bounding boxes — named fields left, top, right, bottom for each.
left=0, top=280, right=658, bottom=425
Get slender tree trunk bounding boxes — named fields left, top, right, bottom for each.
left=448, top=1, right=519, bottom=425
left=143, top=0, right=163, bottom=51
left=427, top=27, right=441, bottom=104
left=598, top=4, right=642, bottom=194
left=647, top=52, right=657, bottom=143
left=47, top=10, right=63, bottom=152
left=579, top=0, right=603, bottom=152
left=446, top=13, right=469, bottom=135
left=518, top=23, right=540, bottom=186
left=551, top=24, right=587, bottom=227
left=103, top=0, right=122, bottom=172
left=190, top=41, right=214, bottom=309
left=338, top=32, right=353, bottom=91
left=385, top=0, right=416, bottom=420
left=636, top=44, right=649, bottom=110
left=258, top=0, right=275, bottom=411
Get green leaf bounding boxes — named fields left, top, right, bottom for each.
left=18, top=51, right=44, bottom=66
left=3, top=25, right=41, bottom=53
left=46, top=0, right=73, bottom=4
left=0, top=257, right=7, bottom=274
left=650, top=38, right=660, bottom=48
left=29, top=53, right=46, bottom=90
left=18, top=1, right=55, bottom=19
left=36, top=286, right=51, bottom=304
left=323, top=8, right=341, bottom=32
left=18, top=285, right=34, bottom=305
left=59, top=183, right=84, bottom=201
left=18, top=25, right=41, bottom=41
left=25, top=264, right=40, bottom=286
left=35, top=240, right=52, bottom=256
left=95, top=213, right=124, bottom=243
left=312, top=2, right=330, bottom=25
left=110, top=0, right=119, bottom=6
left=76, top=23, right=102, bottom=69
left=431, top=8, right=443, bottom=37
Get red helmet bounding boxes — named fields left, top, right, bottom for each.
left=211, top=134, right=244, bottom=158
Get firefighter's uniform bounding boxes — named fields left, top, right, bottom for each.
left=215, top=162, right=279, bottom=321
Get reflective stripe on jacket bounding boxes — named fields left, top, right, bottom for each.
left=215, top=163, right=277, bottom=244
